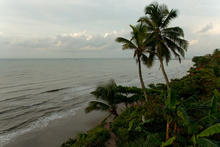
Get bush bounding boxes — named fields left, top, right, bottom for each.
left=170, top=67, right=220, bottom=99
left=61, top=123, right=110, bottom=147
left=111, top=102, right=166, bottom=146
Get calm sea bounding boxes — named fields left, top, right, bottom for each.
left=0, top=58, right=193, bottom=146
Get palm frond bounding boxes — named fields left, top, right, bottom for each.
left=85, top=101, right=110, bottom=113
left=161, top=9, right=178, bottom=28
left=199, top=112, right=220, bottom=126
left=196, top=138, right=220, bottom=147
left=141, top=53, right=155, bottom=68
left=115, top=37, right=137, bottom=50
left=165, top=88, right=178, bottom=111
left=196, top=123, right=220, bottom=138
left=163, top=27, right=184, bottom=37
left=209, top=89, right=220, bottom=115
left=160, top=42, right=172, bottom=65
left=163, top=37, right=187, bottom=60
left=138, top=16, right=155, bottom=31
left=177, top=106, right=198, bottom=134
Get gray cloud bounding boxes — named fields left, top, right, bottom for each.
left=0, top=30, right=132, bottom=58
left=197, top=23, right=214, bottom=33
left=1, top=0, right=220, bottom=58
left=54, top=31, right=120, bottom=51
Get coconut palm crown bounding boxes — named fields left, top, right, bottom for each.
left=138, top=2, right=188, bottom=89
left=85, top=80, right=124, bottom=118
left=115, top=23, right=155, bottom=102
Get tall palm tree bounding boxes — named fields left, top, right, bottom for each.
left=115, top=23, right=154, bottom=102
left=85, top=80, right=123, bottom=118
left=138, top=2, right=188, bottom=90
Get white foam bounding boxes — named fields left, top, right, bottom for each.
left=0, top=108, right=79, bottom=147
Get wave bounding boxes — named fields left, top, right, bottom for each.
left=0, top=107, right=81, bottom=147
left=0, top=106, right=30, bottom=115
left=39, top=87, right=70, bottom=94
left=0, top=94, right=31, bottom=103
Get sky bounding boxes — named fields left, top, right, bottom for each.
left=0, top=0, right=220, bottom=59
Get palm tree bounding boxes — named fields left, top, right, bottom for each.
left=138, top=2, right=188, bottom=90
left=115, top=23, right=154, bottom=102
left=85, top=80, right=123, bottom=118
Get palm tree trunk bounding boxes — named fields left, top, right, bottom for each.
left=138, top=57, right=149, bottom=102
left=166, top=122, right=170, bottom=141
left=111, top=108, right=118, bottom=119
left=159, top=58, right=170, bottom=90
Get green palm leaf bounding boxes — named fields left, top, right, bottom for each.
left=196, top=123, right=220, bottom=138
left=161, top=9, right=178, bottom=28
left=196, top=138, right=219, bottom=147
left=163, top=27, right=184, bottom=37
left=165, top=88, right=177, bottom=111
left=161, top=136, right=176, bottom=147
left=86, top=80, right=120, bottom=118
left=141, top=53, right=155, bottom=68
left=214, top=89, right=220, bottom=102
left=115, top=37, right=137, bottom=50
left=180, top=94, right=198, bottom=106
left=199, top=112, right=220, bottom=126
left=85, top=101, right=110, bottom=113
left=177, top=106, right=198, bottom=134
left=209, top=89, right=219, bottom=115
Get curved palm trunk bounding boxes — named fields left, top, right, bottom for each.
left=110, top=108, right=118, bottom=119
left=166, top=122, right=170, bottom=141
left=138, top=57, right=149, bottom=102
left=159, top=58, right=170, bottom=90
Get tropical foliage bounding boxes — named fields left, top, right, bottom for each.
left=85, top=79, right=125, bottom=118
left=62, top=2, right=220, bottom=147
left=170, top=48, right=220, bottom=98
left=116, top=23, right=154, bottom=102
left=138, top=2, right=188, bottom=90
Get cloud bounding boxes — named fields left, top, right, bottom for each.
left=53, top=30, right=125, bottom=51
left=104, top=31, right=117, bottom=38
left=189, top=40, right=198, bottom=45
left=197, top=23, right=213, bottom=33
left=0, top=30, right=125, bottom=55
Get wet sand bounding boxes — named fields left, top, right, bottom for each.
left=4, top=108, right=108, bottom=147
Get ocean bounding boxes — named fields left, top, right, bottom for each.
left=0, top=58, right=193, bottom=146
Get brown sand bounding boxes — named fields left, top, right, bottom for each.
left=4, top=108, right=108, bottom=147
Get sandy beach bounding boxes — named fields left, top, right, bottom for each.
left=4, top=107, right=109, bottom=147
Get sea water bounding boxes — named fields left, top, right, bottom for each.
left=0, top=58, right=193, bottom=146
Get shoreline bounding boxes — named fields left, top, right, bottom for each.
left=4, top=107, right=108, bottom=147
left=2, top=61, right=193, bottom=147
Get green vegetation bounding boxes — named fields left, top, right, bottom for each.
left=62, top=2, right=220, bottom=147
left=85, top=79, right=125, bottom=118
left=138, top=2, right=188, bottom=90
left=170, top=49, right=220, bottom=98
left=61, top=120, right=110, bottom=147
left=62, top=50, right=220, bottom=146
left=116, top=23, right=154, bottom=102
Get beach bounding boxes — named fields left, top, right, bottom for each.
left=5, top=107, right=109, bottom=147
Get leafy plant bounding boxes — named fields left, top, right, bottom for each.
left=85, top=79, right=126, bottom=118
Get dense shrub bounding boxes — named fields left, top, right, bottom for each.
left=61, top=123, right=109, bottom=147
left=170, top=66, right=220, bottom=99
left=111, top=98, right=166, bottom=146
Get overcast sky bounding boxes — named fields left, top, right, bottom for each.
left=0, top=0, right=220, bottom=58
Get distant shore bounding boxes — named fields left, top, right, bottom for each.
left=4, top=107, right=108, bottom=147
